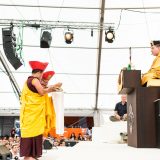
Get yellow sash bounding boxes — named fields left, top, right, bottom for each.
left=43, top=95, right=56, bottom=137
left=20, top=82, right=46, bottom=138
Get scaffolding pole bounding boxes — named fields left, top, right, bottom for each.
left=0, top=50, right=21, bottom=99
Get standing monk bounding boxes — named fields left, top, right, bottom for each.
left=20, top=61, right=57, bottom=160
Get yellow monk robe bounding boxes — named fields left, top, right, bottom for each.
left=141, top=52, right=160, bottom=85
left=20, top=82, right=46, bottom=138
left=43, top=94, right=56, bottom=137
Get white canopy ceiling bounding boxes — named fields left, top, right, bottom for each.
left=0, top=0, right=160, bottom=111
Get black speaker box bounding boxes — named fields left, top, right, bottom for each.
left=65, top=140, right=77, bottom=147
left=40, top=31, right=52, bottom=48
left=43, top=139, right=53, bottom=150
left=2, top=28, right=22, bottom=70
left=0, top=145, right=11, bottom=160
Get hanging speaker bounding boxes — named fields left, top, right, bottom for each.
left=40, top=31, right=52, bottom=48
left=2, top=28, right=22, bottom=70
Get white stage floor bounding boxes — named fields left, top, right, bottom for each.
left=39, top=141, right=160, bottom=160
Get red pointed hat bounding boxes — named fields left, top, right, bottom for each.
left=42, top=71, right=55, bottom=80
left=29, top=61, right=48, bottom=71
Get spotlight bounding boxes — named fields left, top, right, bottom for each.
left=40, top=30, right=52, bottom=48
left=105, top=28, right=115, bottom=43
left=64, top=30, right=73, bottom=44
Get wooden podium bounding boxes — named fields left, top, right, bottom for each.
left=118, top=70, right=160, bottom=148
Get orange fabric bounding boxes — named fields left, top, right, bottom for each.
left=43, top=95, right=56, bottom=137
left=49, top=128, right=87, bottom=139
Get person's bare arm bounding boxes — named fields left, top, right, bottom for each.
left=32, top=78, right=55, bottom=95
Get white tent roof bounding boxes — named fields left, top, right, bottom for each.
left=0, top=0, right=159, bottom=112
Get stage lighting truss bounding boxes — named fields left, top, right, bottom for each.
left=0, top=19, right=114, bottom=31
left=0, top=19, right=115, bottom=45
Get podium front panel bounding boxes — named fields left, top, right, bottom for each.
left=127, top=87, right=160, bottom=148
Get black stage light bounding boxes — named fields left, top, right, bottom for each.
left=40, top=30, right=52, bottom=48
left=105, top=28, right=115, bottom=43
left=64, top=30, right=73, bottom=44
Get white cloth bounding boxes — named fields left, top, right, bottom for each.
left=51, top=91, right=64, bottom=135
